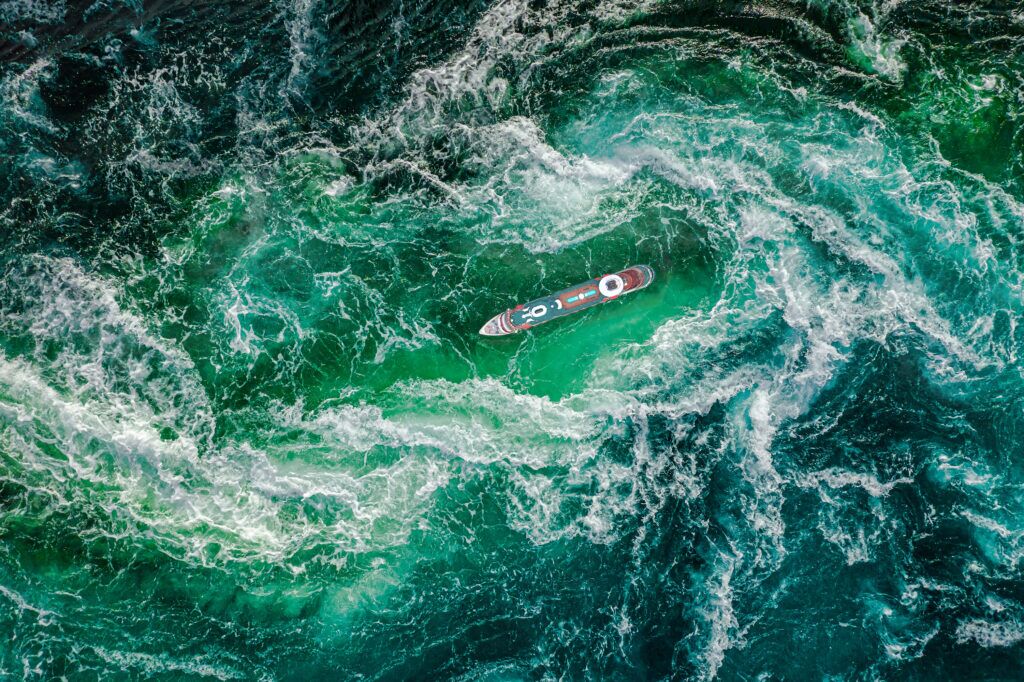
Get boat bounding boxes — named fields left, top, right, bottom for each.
left=479, top=265, right=655, bottom=336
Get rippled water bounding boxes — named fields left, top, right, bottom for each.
left=1, top=0, right=1023, bottom=678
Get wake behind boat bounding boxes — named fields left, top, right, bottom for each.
left=479, top=265, right=655, bottom=336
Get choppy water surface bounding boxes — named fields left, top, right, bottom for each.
left=2, top=0, right=1024, bottom=678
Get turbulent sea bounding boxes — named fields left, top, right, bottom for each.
left=1, top=0, right=1024, bottom=678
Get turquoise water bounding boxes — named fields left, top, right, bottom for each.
left=1, top=0, right=1023, bottom=678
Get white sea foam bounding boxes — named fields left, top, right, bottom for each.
left=798, top=468, right=913, bottom=497
left=282, top=0, right=322, bottom=94
left=691, top=549, right=748, bottom=681
left=293, top=379, right=651, bottom=544
left=846, top=12, right=906, bottom=82
left=0, top=585, right=54, bottom=626
left=0, top=58, right=58, bottom=136
left=0, top=256, right=214, bottom=447
left=0, top=348, right=459, bottom=564
left=0, top=257, right=456, bottom=567
left=90, top=647, right=245, bottom=681
left=0, top=0, right=66, bottom=23
left=955, top=619, right=1024, bottom=648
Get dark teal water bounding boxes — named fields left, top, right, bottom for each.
left=1, top=0, right=1024, bottom=679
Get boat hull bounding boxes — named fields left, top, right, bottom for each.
left=479, top=265, right=654, bottom=336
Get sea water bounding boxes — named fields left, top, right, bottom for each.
left=1, top=0, right=1023, bottom=678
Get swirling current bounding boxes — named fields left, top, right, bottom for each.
left=2, top=0, right=1024, bottom=679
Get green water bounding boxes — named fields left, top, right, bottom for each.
left=1, top=0, right=1023, bottom=678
